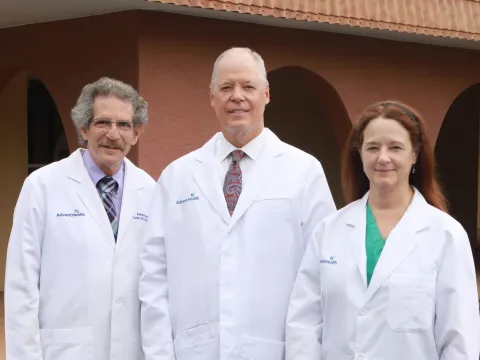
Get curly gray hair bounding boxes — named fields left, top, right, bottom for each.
left=71, top=77, right=148, bottom=146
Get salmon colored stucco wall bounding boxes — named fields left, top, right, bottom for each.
left=137, top=10, right=480, bottom=179
left=0, top=11, right=141, bottom=163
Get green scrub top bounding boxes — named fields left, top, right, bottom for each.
left=366, top=203, right=386, bottom=286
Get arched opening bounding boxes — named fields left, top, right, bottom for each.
left=435, top=83, right=480, bottom=294
left=265, top=66, right=351, bottom=208
left=27, top=77, right=69, bottom=174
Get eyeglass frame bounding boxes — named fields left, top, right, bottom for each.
left=89, top=118, right=137, bottom=133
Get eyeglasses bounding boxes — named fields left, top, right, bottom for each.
left=91, top=118, right=135, bottom=132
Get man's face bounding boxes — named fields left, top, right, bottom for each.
left=210, top=52, right=270, bottom=141
left=81, top=95, right=141, bottom=176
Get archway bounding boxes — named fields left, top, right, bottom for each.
left=435, top=83, right=480, bottom=286
left=27, top=77, right=69, bottom=174
left=265, top=66, right=351, bottom=208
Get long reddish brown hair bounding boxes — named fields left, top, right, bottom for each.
left=341, top=101, right=448, bottom=212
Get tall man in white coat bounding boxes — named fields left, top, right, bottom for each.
left=5, top=77, right=155, bottom=360
left=140, top=47, right=337, bottom=360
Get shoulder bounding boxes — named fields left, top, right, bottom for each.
left=310, top=199, right=362, bottom=238
left=159, top=148, right=202, bottom=182
left=25, top=156, right=71, bottom=187
left=126, top=161, right=155, bottom=186
left=324, top=199, right=362, bottom=226
left=427, top=204, right=468, bottom=240
left=277, top=140, right=326, bottom=175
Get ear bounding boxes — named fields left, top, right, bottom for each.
left=412, top=150, right=418, bottom=165
left=80, top=128, right=89, bottom=142
left=209, top=89, right=215, bottom=108
left=131, top=125, right=143, bottom=146
left=264, top=84, right=270, bottom=105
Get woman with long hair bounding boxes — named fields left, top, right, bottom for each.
left=286, top=101, right=480, bottom=360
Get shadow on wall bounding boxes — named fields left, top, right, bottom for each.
left=265, top=66, right=351, bottom=208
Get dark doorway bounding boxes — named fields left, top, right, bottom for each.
left=435, top=83, right=480, bottom=266
left=265, top=66, right=351, bottom=208
left=27, top=78, right=69, bottom=174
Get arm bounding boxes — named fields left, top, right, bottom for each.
left=139, top=176, right=175, bottom=360
left=5, top=177, right=44, bottom=360
left=286, top=222, right=325, bottom=360
left=300, top=159, right=336, bottom=247
left=435, top=226, right=480, bottom=360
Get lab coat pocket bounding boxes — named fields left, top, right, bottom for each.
left=173, top=323, right=218, bottom=360
left=39, top=327, right=93, bottom=360
left=242, top=335, right=285, bottom=360
left=387, top=273, right=435, bottom=332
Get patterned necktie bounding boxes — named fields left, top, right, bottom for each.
left=97, top=176, right=119, bottom=241
left=223, top=150, right=244, bottom=216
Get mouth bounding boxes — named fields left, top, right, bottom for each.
left=375, top=169, right=395, bottom=173
left=101, top=145, right=122, bottom=151
left=227, top=109, right=249, bottom=114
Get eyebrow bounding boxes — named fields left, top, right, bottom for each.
left=219, top=80, right=256, bottom=86
left=364, top=140, right=405, bottom=146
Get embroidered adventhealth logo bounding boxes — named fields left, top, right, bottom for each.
left=57, top=209, right=86, bottom=217
left=176, top=193, right=199, bottom=205
left=133, top=213, right=149, bottom=222
left=320, top=256, right=338, bottom=265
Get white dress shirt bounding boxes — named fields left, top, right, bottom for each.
left=215, top=128, right=266, bottom=189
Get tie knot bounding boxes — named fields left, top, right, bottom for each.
left=97, top=176, right=118, bottom=194
left=231, top=150, right=244, bottom=163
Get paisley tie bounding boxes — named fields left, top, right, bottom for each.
left=223, top=150, right=244, bottom=216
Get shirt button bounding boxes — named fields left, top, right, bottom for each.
left=355, top=354, right=366, bottom=360
left=115, top=298, right=123, bottom=304
left=359, top=309, right=368, bottom=316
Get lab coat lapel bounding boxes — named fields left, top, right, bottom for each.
left=116, top=159, right=142, bottom=246
left=66, top=149, right=115, bottom=249
left=228, top=129, right=282, bottom=230
left=363, top=189, right=430, bottom=304
left=345, top=195, right=368, bottom=289
left=193, top=134, right=230, bottom=224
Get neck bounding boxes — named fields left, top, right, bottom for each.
left=99, top=162, right=122, bottom=177
left=368, top=183, right=414, bottom=211
left=224, top=126, right=263, bottom=148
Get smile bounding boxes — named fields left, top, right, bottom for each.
left=101, top=145, right=122, bottom=150
left=228, top=109, right=249, bottom=113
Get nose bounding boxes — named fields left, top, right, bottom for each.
left=378, top=147, right=390, bottom=164
left=105, top=124, right=121, bottom=140
left=230, top=84, right=245, bottom=102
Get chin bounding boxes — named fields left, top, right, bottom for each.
left=372, top=179, right=396, bottom=190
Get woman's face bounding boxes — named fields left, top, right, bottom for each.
left=360, top=117, right=417, bottom=192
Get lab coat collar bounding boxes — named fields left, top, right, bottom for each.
left=345, top=188, right=432, bottom=303
left=65, top=149, right=144, bottom=249
left=192, top=129, right=285, bottom=227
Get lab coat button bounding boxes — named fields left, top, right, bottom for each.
left=115, top=298, right=122, bottom=304
left=359, top=309, right=368, bottom=316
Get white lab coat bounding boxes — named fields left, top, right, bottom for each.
left=140, top=129, right=337, bottom=360
left=286, top=189, right=480, bottom=360
left=5, top=149, right=155, bottom=360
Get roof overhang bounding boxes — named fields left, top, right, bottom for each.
left=0, top=0, right=479, bottom=50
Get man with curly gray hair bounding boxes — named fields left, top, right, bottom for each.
left=5, top=77, right=155, bottom=360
